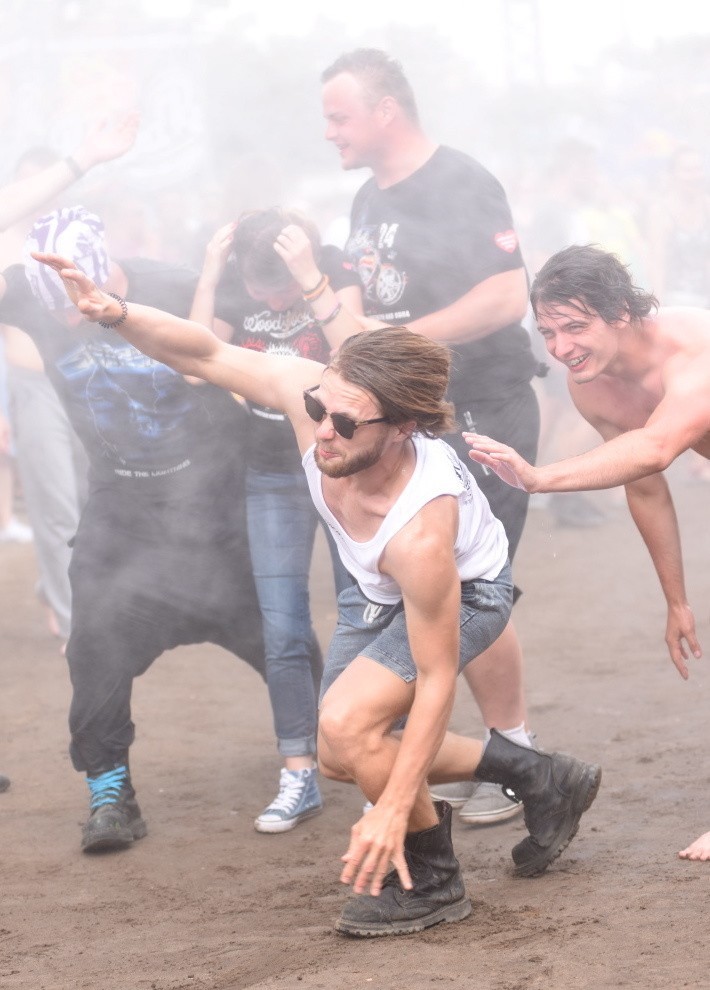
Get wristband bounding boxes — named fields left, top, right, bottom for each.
left=318, top=301, right=342, bottom=327
left=302, top=274, right=329, bottom=302
left=98, top=293, right=128, bottom=329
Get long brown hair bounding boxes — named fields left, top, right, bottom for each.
left=329, top=327, right=456, bottom=437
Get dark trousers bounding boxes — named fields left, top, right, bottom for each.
left=66, top=459, right=265, bottom=774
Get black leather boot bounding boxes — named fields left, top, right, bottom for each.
left=474, top=729, right=601, bottom=877
left=82, top=763, right=147, bottom=853
left=335, top=801, right=471, bottom=937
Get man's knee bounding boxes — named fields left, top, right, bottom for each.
left=318, top=696, right=388, bottom=773
left=316, top=725, right=351, bottom=781
left=318, top=698, right=359, bottom=754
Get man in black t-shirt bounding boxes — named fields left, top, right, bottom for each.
left=0, top=207, right=265, bottom=854
left=321, top=48, right=543, bottom=827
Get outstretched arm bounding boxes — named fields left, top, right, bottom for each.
left=0, top=113, right=139, bottom=231
left=465, top=370, right=710, bottom=493
left=624, top=473, right=700, bottom=677
left=31, top=252, right=323, bottom=452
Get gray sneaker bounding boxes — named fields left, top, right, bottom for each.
left=431, top=734, right=537, bottom=821
left=428, top=781, right=475, bottom=808
left=459, top=781, right=523, bottom=825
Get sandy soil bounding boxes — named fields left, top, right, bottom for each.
left=1, top=463, right=709, bottom=990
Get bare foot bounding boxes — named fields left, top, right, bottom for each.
left=678, top=831, right=710, bottom=860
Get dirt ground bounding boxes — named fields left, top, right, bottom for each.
left=1, top=461, right=709, bottom=990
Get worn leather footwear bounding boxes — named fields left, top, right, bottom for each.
left=82, top=765, right=147, bottom=853
left=335, top=801, right=471, bottom=937
left=474, top=729, right=601, bottom=877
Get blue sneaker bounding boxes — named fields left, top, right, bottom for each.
left=254, top=766, right=323, bottom=833
left=82, top=765, right=147, bottom=852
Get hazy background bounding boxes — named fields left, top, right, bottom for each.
left=3, top=0, right=709, bottom=278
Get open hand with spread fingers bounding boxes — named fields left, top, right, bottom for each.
left=30, top=252, right=116, bottom=323
left=464, top=432, right=538, bottom=492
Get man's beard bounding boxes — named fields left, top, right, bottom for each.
left=314, top=433, right=387, bottom=478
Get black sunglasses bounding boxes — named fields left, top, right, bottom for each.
left=303, top=386, right=389, bottom=440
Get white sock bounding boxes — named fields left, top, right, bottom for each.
left=484, top=723, right=532, bottom=750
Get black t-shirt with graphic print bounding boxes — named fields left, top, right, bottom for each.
left=0, top=259, right=244, bottom=486
left=215, top=244, right=360, bottom=474
left=346, top=145, right=540, bottom=403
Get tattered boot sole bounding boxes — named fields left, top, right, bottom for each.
left=335, top=896, right=472, bottom=938
left=513, top=763, right=602, bottom=878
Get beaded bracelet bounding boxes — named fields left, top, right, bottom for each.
left=318, top=301, right=342, bottom=327
left=302, top=274, right=329, bottom=302
left=98, top=293, right=129, bottom=329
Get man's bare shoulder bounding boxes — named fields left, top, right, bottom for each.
left=654, top=308, right=710, bottom=392
left=656, top=306, right=710, bottom=353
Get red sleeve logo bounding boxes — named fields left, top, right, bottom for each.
left=494, top=230, right=518, bottom=253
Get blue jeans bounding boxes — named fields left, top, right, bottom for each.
left=246, top=468, right=351, bottom=757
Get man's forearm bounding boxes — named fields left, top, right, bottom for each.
left=0, top=160, right=83, bottom=232
left=625, top=476, right=688, bottom=607
left=104, top=299, right=219, bottom=376
left=534, top=429, right=670, bottom=493
left=408, top=268, right=528, bottom=344
left=380, top=671, right=457, bottom=816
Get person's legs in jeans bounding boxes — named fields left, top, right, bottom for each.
left=246, top=469, right=324, bottom=831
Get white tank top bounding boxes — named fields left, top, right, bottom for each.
left=302, top=434, right=508, bottom=604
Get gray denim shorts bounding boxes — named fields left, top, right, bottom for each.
left=320, top=560, right=513, bottom=701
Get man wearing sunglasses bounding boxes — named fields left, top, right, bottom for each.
left=32, top=250, right=601, bottom=938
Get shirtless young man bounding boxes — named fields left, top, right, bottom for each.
left=33, top=249, right=600, bottom=937
left=464, top=244, right=710, bottom=862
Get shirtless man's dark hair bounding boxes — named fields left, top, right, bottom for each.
left=530, top=244, right=658, bottom=325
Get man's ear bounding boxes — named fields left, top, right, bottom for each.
left=395, top=420, right=417, bottom=442
left=377, top=96, right=398, bottom=125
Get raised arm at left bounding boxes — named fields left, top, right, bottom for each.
left=0, top=113, right=139, bottom=231
left=31, top=251, right=323, bottom=451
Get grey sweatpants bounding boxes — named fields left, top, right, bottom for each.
left=8, top=366, right=86, bottom=639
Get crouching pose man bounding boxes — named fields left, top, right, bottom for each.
left=34, top=250, right=601, bottom=938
